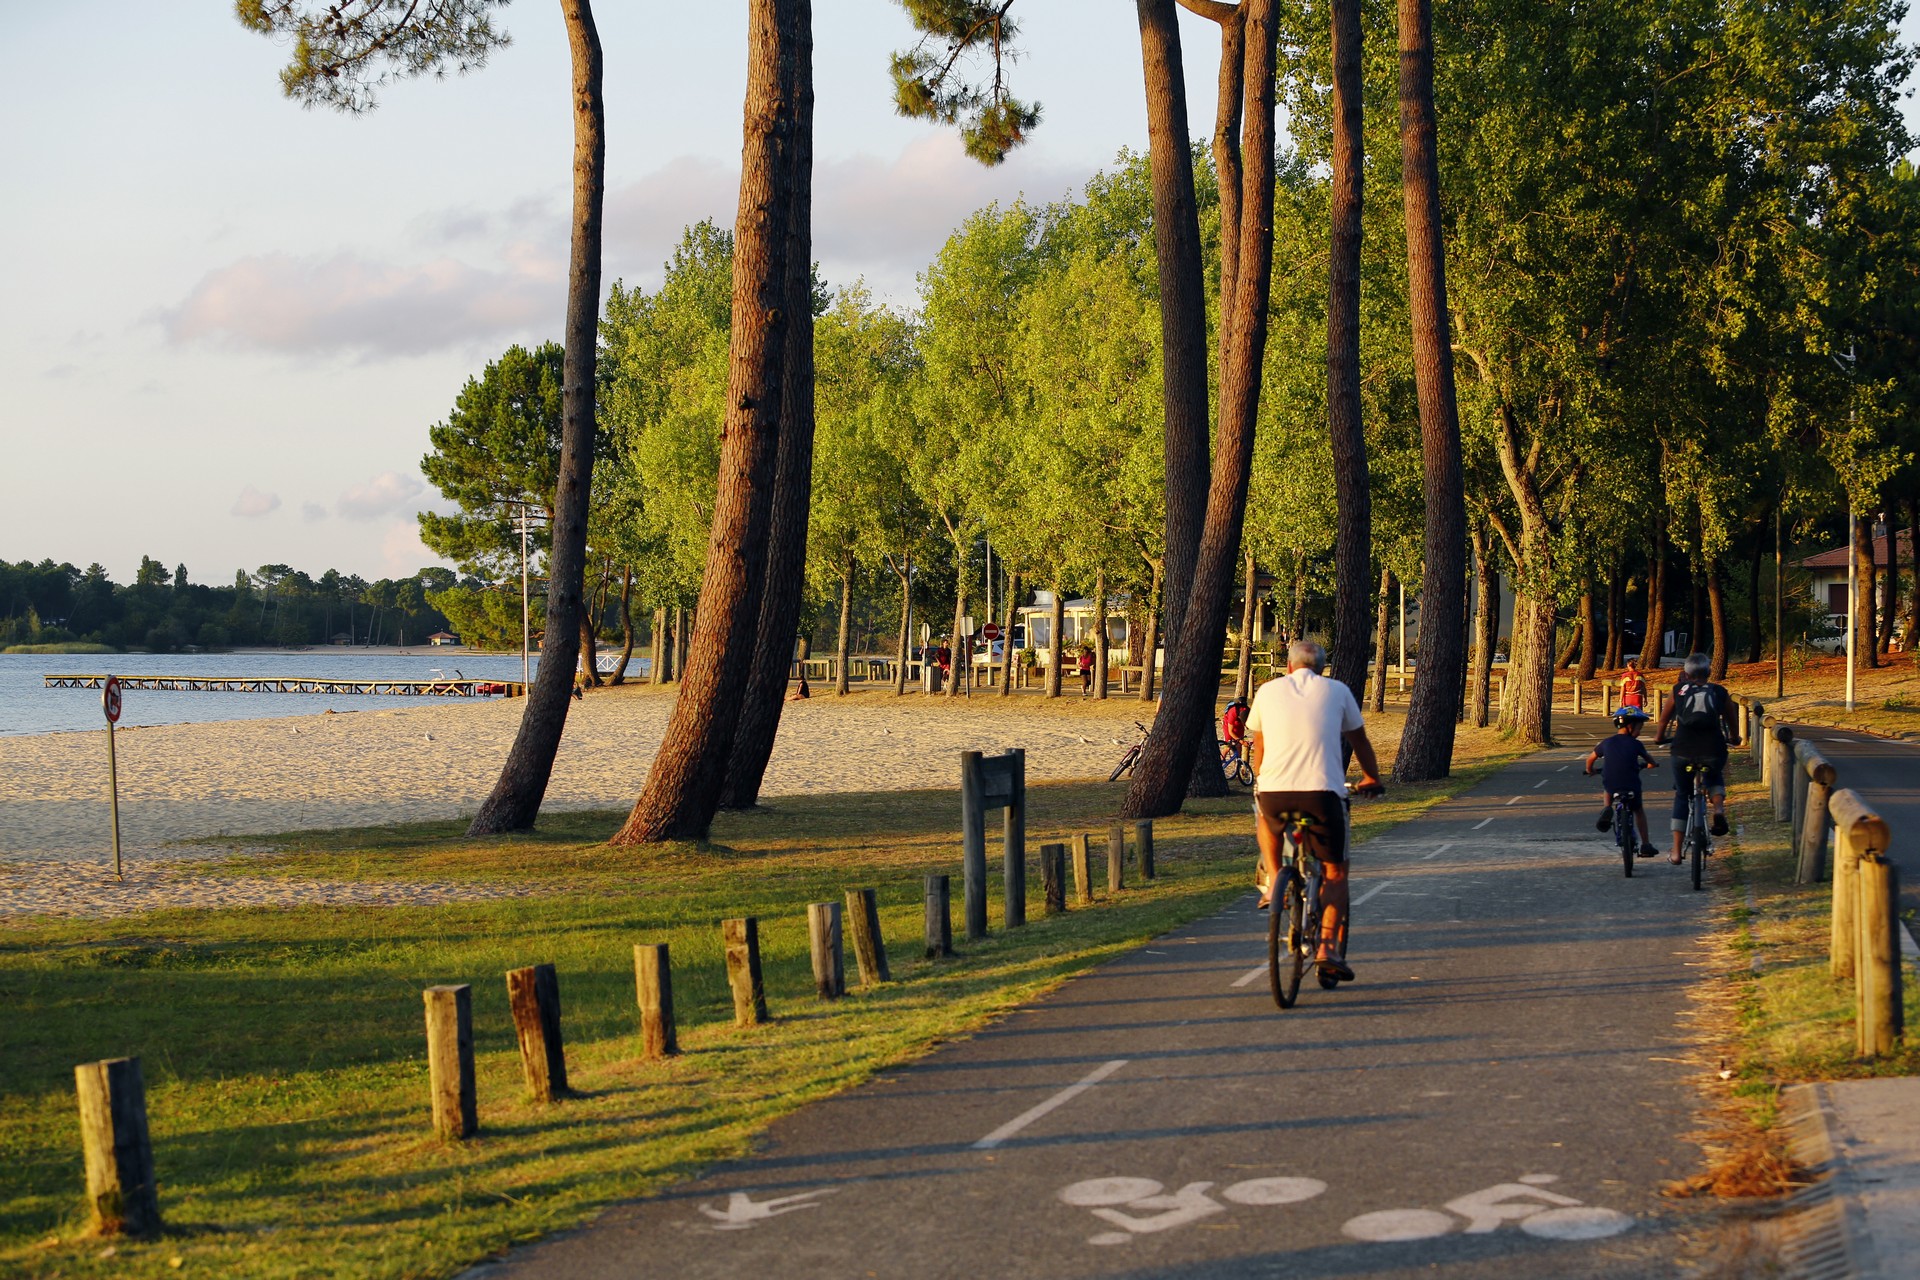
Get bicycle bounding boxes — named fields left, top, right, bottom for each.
left=1676, top=760, right=1712, bottom=891
left=1219, top=737, right=1255, bottom=787
left=1266, top=808, right=1328, bottom=1009
left=1109, top=722, right=1151, bottom=782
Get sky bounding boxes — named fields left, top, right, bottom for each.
left=1, top=2, right=1915, bottom=587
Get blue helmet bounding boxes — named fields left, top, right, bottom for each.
left=1611, top=706, right=1651, bottom=727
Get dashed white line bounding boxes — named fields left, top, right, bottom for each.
left=1557, top=765, right=1570, bottom=772
left=1231, top=962, right=1267, bottom=988
left=972, top=1060, right=1128, bottom=1149
left=1473, top=817, right=1495, bottom=830
left=1504, top=796, right=1522, bottom=805
left=1352, top=880, right=1394, bottom=907
left=1533, top=779, right=1547, bottom=789
left=1423, top=842, right=1453, bottom=860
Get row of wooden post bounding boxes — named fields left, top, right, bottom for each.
left=71, top=818, right=1160, bottom=1235
left=1750, top=700, right=1903, bottom=1058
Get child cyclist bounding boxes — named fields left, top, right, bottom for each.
left=1585, top=706, right=1660, bottom=857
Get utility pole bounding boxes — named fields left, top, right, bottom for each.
left=1774, top=507, right=1785, bottom=699
left=1847, top=506, right=1858, bottom=712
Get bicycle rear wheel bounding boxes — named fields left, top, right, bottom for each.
left=1269, top=869, right=1306, bottom=1009
left=1619, top=813, right=1634, bottom=878
left=1234, top=758, right=1255, bottom=787
left=1108, top=748, right=1138, bottom=783
left=1689, top=793, right=1707, bottom=890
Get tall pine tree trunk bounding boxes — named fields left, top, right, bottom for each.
left=1391, top=0, right=1468, bottom=780
left=613, top=0, right=805, bottom=843
left=999, top=570, right=1020, bottom=697
left=1138, top=561, right=1161, bottom=701
left=1707, top=556, right=1729, bottom=679
left=608, top=566, right=634, bottom=684
left=1853, top=513, right=1880, bottom=670
left=468, top=0, right=603, bottom=834
left=1469, top=524, right=1496, bottom=727
left=1046, top=587, right=1065, bottom=698
left=834, top=565, right=852, bottom=695
left=1637, top=533, right=1666, bottom=669
left=1123, top=0, right=1278, bottom=818
left=1095, top=571, right=1111, bottom=699
left=1136, top=0, right=1210, bottom=687
left=892, top=557, right=912, bottom=696
left=1234, top=547, right=1258, bottom=700
left=721, top=22, right=816, bottom=810
left=1370, top=568, right=1392, bottom=713
left=1327, top=0, right=1372, bottom=706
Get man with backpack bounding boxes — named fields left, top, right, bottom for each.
left=1652, top=652, right=1740, bottom=864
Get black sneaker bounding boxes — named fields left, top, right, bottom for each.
left=1639, top=843, right=1660, bottom=859
left=1710, top=814, right=1728, bottom=837
left=1597, top=809, right=1613, bottom=832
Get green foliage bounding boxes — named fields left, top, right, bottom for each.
left=888, top=1, right=1041, bottom=165
left=236, top=0, right=511, bottom=114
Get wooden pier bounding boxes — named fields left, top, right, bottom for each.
left=44, top=674, right=526, bottom=698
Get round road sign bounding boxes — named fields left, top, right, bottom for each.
left=102, top=675, right=122, bottom=725
left=982, top=622, right=1002, bottom=641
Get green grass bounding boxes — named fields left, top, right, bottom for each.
left=1, top=756, right=1524, bottom=1280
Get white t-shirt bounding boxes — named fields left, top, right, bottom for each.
left=1245, top=667, right=1363, bottom=794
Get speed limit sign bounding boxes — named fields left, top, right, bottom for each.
left=102, top=674, right=123, bottom=724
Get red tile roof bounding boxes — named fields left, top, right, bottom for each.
left=1799, top=530, right=1913, bottom=570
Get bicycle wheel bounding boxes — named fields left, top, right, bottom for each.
left=1619, top=812, right=1634, bottom=878
left=1690, top=816, right=1706, bottom=890
left=1269, top=869, right=1306, bottom=1010
left=1235, top=758, right=1255, bottom=787
left=1108, top=747, right=1138, bottom=783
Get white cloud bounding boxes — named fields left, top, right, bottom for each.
left=231, top=485, right=281, bottom=518
left=301, top=501, right=328, bottom=523
left=379, top=520, right=442, bottom=579
left=337, top=470, right=426, bottom=521
left=161, top=250, right=561, bottom=359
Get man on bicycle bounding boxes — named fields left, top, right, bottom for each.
left=1652, top=652, right=1739, bottom=864
left=1247, top=638, right=1385, bottom=982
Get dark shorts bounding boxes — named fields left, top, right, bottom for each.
left=1255, top=790, right=1349, bottom=865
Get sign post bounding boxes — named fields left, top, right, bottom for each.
left=102, top=675, right=123, bottom=880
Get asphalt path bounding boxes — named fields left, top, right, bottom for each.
left=1779, top=724, right=1920, bottom=921
left=474, top=728, right=1724, bottom=1279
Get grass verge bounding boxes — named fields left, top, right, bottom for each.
left=2, top=738, right=1526, bottom=1279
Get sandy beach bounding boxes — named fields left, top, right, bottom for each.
left=1, top=684, right=1153, bottom=915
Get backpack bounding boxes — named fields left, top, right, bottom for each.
left=1674, top=682, right=1722, bottom=736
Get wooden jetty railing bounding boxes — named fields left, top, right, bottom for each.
left=44, top=674, right=525, bottom=698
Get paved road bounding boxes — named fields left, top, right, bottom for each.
left=1779, top=725, right=1920, bottom=920
left=475, top=737, right=1723, bottom=1279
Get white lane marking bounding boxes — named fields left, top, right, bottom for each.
left=1230, top=963, right=1266, bottom=988
left=1504, top=796, right=1522, bottom=805
left=1230, top=880, right=1394, bottom=986
left=1423, top=842, right=1453, bottom=860
left=1557, top=765, right=1570, bottom=772
left=1352, top=880, right=1394, bottom=907
left=974, top=1060, right=1127, bottom=1149
left=1345, top=1209, right=1455, bottom=1241
left=1533, top=779, right=1547, bottom=789
left=1473, top=817, right=1495, bottom=829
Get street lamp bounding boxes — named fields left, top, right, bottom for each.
left=503, top=500, right=549, bottom=690
left=1833, top=344, right=1858, bottom=712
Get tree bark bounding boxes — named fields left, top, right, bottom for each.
left=1094, top=571, right=1111, bottom=699
left=1574, top=580, right=1598, bottom=680
left=1138, top=560, right=1161, bottom=701
left=1555, top=612, right=1580, bottom=669
left=1136, top=0, right=1211, bottom=686
left=608, top=566, right=634, bottom=684
left=1604, top=568, right=1623, bottom=670
left=834, top=564, right=852, bottom=695
left=1906, top=495, right=1919, bottom=649
left=1879, top=508, right=1898, bottom=655
left=1391, top=0, right=1468, bottom=781
left=945, top=534, right=967, bottom=698
left=720, top=23, right=816, bottom=810
left=1707, top=555, right=1729, bottom=679
left=891, top=556, right=912, bottom=696
left=999, top=570, right=1020, bottom=696
left=672, top=604, right=686, bottom=681
left=1468, top=524, right=1496, bottom=727
left=613, top=0, right=805, bottom=843
left=1687, top=559, right=1705, bottom=658
left=649, top=606, right=666, bottom=684
left=1491, top=405, right=1553, bottom=745
left=1854, top=512, right=1880, bottom=670
left=1123, top=0, right=1278, bottom=818
left=1327, top=0, right=1372, bottom=707
left=1370, top=568, right=1392, bottom=713
left=579, top=609, right=602, bottom=687
left=1637, top=532, right=1666, bottom=669
left=1046, top=587, right=1064, bottom=698
left=467, top=0, right=603, bottom=834
left=1234, top=547, right=1258, bottom=700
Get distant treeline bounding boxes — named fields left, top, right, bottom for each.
left=0, top=556, right=468, bottom=652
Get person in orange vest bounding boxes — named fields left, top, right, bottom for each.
left=1618, top=656, right=1647, bottom=709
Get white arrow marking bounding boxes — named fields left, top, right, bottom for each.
left=698, top=1187, right=839, bottom=1230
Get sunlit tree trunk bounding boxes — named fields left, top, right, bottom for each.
left=999, top=570, right=1021, bottom=697
left=1492, top=405, right=1553, bottom=745
left=1327, top=0, right=1372, bottom=706
left=1138, top=560, right=1161, bottom=702
left=1879, top=508, right=1898, bottom=656
left=1853, top=513, right=1880, bottom=670
left=1046, top=586, right=1065, bottom=698
left=1370, top=568, right=1392, bottom=713
left=468, top=0, right=603, bottom=834
left=834, top=564, right=852, bottom=695
left=1574, top=580, right=1598, bottom=681
left=891, top=554, right=912, bottom=696
left=1604, top=569, right=1623, bottom=671
left=1707, top=556, right=1729, bottom=679
left=1094, top=571, right=1111, bottom=699
left=613, top=0, right=807, bottom=843
left=608, top=566, right=634, bottom=684
left=1468, top=524, right=1496, bottom=727
left=1234, top=547, right=1258, bottom=701
left=1637, top=531, right=1666, bottom=670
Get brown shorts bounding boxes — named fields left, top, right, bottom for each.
left=1255, top=790, right=1349, bottom=864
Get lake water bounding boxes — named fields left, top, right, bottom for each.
left=0, top=650, right=635, bottom=736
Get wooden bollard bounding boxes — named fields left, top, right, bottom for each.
left=923, top=875, right=952, bottom=957
left=845, top=888, right=890, bottom=986
left=1749, top=702, right=1768, bottom=770
left=1107, top=825, right=1126, bottom=892
left=1856, top=856, right=1903, bottom=1057
left=1572, top=679, right=1584, bottom=716
left=1040, top=842, right=1067, bottom=914
left=1790, top=751, right=1811, bottom=851
left=74, top=1057, right=160, bottom=1238
left=634, top=943, right=677, bottom=1059
left=1768, top=725, right=1794, bottom=822
left=1795, top=743, right=1837, bottom=884
left=723, top=917, right=769, bottom=1025
left=423, top=984, right=476, bottom=1140
left=1071, top=833, right=1093, bottom=906
left=506, top=964, right=569, bottom=1103
left=1831, top=825, right=1861, bottom=984
left=1136, top=819, right=1154, bottom=880
left=807, top=902, right=845, bottom=1000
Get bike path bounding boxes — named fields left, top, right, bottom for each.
left=1774, top=723, right=1920, bottom=922
left=473, top=737, right=1722, bottom=1279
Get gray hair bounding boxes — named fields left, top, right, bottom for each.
left=1683, top=652, right=1710, bottom=680
left=1288, top=639, right=1327, bottom=673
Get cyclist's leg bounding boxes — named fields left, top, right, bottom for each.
left=1706, top=758, right=1729, bottom=835
left=1290, top=792, right=1348, bottom=964
left=1629, top=792, right=1651, bottom=848
left=1252, top=793, right=1285, bottom=904
left=1669, top=759, right=1689, bottom=863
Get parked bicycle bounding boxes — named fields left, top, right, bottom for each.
left=1109, top=722, right=1152, bottom=782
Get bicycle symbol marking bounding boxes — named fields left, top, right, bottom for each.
left=1341, top=1175, right=1632, bottom=1243
left=1057, top=1172, right=1631, bottom=1248
left=1058, top=1175, right=1327, bottom=1246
